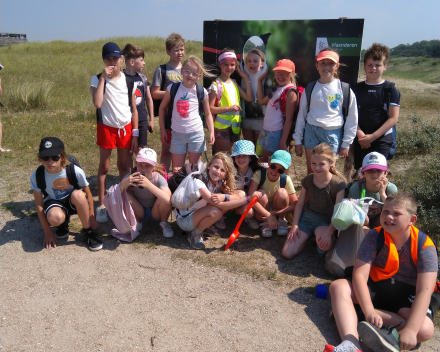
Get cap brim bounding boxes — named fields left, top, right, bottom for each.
left=362, top=165, right=388, bottom=172
left=270, top=158, right=289, bottom=170
left=316, top=56, right=338, bottom=63
left=39, top=147, right=63, bottom=157
left=136, top=157, right=156, bottom=166
left=273, top=67, right=292, bottom=72
left=102, top=53, right=122, bottom=59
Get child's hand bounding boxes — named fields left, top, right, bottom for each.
left=160, top=129, right=169, bottom=144
left=136, top=174, right=151, bottom=189
left=295, top=144, right=303, bottom=157
left=316, top=227, right=333, bottom=251
left=279, top=140, right=288, bottom=152
left=237, top=67, right=249, bottom=79
left=103, top=66, right=115, bottom=79
left=377, top=175, right=388, bottom=195
left=365, top=310, right=383, bottom=329
left=258, top=67, right=269, bottom=81
left=399, top=327, right=418, bottom=351
left=229, top=105, right=242, bottom=112
left=208, top=131, right=215, bottom=146
left=43, top=231, right=57, bottom=249
left=358, top=134, right=373, bottom=149
left=251, top=191, right=263, bottom=199
left=148, top=120, right=154, bottom=133
left=130, top=137, right=138, bottom=153
left=267, top=214, right=278, bottom=230
left=287, top=225, right=300, bottom=242
left=338, top=147, right=349, bottom=158
left=211, top=193, right=223, bottom=204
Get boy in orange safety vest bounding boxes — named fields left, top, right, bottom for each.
left=323, top=192, right=438, bottom=352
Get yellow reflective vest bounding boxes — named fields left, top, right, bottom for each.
left=213, top=78, right=241, bottom=134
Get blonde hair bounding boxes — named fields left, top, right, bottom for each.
left=206, top=152, right=236, bottom=194
left=311, top=143, right=346, bottom=182
left=166, top=32, right=185, bottom=51
left=385, top=192, right=418, bottom=216
left=182, top=55, right=216, bottom=79
left=37, top=150, right=70, bottom=168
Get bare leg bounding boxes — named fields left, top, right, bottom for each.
left=161, top=140, right=172, bottom=173
left=126, top=191, right=144, bottom=221
left=70, top=190, right=91, bottom=228
left=215, top=138, right=232, bottom=153
left=242, top=129, right=258, bottom=145
left=151, top=188, right=173, bottom=222
left=282, top=229, right=309, bottom=259
left=46, top=207, right=67, bottom=227
left=97, top=147, right=112, bottom=206
left=315, top=225, right=336, bottom=251
left=116, top=147, right=131, bottom=181
left=188, top=152, right=202, bottom=164
left=305, top=148, right=314, bottom=174
left=272, top=188, right=289, bottom=219
left=172, top=153, right=187, bottom=174
left=192, top=205, right=223, bottom=231
left=262, top=149, right=274, bottom=163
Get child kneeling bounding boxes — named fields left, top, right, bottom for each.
left=31, top=137, right=102, bottom=251
left=119, top=148, right=174, bottom=238
left=325, top=192, right=438, bottom=352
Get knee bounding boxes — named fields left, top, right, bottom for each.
left=70, top=189, right=86, bottom=204
left=98, top=163, right=110, bottom=174
left=210, top=207, right=223, bottom=221
left=416, top=319, right=434, bottom=342
left=329, top=279, right=350, bottom=297
left=46, top=210, right=65, bottom=226
left=275, top=188, right=288, bottom=200
left=282, top=243, right=299, bottom=259
left=236, top=190, right=246, bottom=199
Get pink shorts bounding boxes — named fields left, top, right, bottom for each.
left=97, top=122, right=132, bottom=149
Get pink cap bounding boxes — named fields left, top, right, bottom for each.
left=362, top=152, right=388, bottom=172
left=136, top=148, right=157, bottom=166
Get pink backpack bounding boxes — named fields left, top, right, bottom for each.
left=103, top=183, right=140, bottom=242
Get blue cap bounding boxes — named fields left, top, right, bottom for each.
left=231, top=140, right=257, bottom=158
left=270, top=150, right=291, bottom=170
left=102, top=42, right=122, bottom=59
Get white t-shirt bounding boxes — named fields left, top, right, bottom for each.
left=90, top=72, right=134, bottom=129
left=293, top=79, right=358, bottom=149
left=209, top=80, right=238, bottom=107
left=30, top=165, right=88, bottom=202
left=263, top=85, right=294, bottom=131
left=167, top=84, right=207, bottom=133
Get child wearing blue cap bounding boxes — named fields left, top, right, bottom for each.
left=247, top=149, right=298, bottom=237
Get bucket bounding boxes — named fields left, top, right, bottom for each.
left=331, top=200, right=356, bottom=231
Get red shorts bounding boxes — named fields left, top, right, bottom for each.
left=97, top=122, right=132, bottom=149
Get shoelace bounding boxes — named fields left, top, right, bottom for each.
left=382, top=321, right=403, bottom=334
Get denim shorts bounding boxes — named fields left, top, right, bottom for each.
left=176, top=211, right=196, bottom=232
left=303, top=123, right=343, bottom=153
left=262, top=129, right=283, bottom=152
left=298, top=210, right=330, bottom=237
left=143, top=206, right=159, bottom=223
left=169, top=129, right=206, bottom=154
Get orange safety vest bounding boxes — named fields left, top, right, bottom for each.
left=369, top=225, right=435, bottom=282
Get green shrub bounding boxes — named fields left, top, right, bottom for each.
left=7, top=81, right=53, bottom=111
left=396, top=114, right=440, bottom=156
left=394, top=159, right=440, bottom=242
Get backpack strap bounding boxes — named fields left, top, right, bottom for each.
left=376, top=227, right=386, bottom=255
left=95, top=73, right=106, bottom=124
left=382, top=81, right=395, bottom=112
left=165, top=82, right=181, bottom=130
left=259, top=169, right=267, bottom=188
left=66, top=164, right=80, bottom=190
left=36, top=165, right=48, bottom=198
left=280, top=173, right=287, bottom=188
left=159, top=64, right=167, bottom=91
left=305, top=81, right=317, bottom=114
left=196, top=83, right=205, bottom=120
left=125, top=74, right=135, bottom=112
left=341, top=81, right=351, bottom=120
left=215, top=79, right=224, bottom=106
left=138, top=73, right=149, bottom=100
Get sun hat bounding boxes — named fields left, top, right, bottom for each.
left=361, top=152, right=388, bottom=172
left=231, top=140, right=258, bottom=158
left=273, top=59, right=295, bottom=73
left=136, top=148, right=157, bottom=166
left=270, top=150, right=291, bottom=170
left=102, top=42, right=122, bottom=60
left=316, top=50, right=339, bottom=63
left=39, top=137, right=64, bottom=157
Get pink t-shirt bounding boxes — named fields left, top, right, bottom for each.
left=167, top=83, right=208, bottom=134
left=263, top=84, right=294, bottom=132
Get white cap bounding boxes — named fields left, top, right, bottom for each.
left=362, top=152, right=388, bottom=172
left=136, top=148, right=157, bottom=166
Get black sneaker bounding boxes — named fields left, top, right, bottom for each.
left=82, top=228, right=103, bottom=251
left=56, top=223, right=69, bottom=239
left=358, top=321, right=400, bottom=352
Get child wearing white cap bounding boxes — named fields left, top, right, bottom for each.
left=119, top=148, right=174, bottom=238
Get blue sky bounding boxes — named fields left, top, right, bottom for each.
left=1, top=0, right=439, bottom=49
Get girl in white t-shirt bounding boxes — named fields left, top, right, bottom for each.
left=159, top=56, right=215, bottom=174
left=174, top=152, right=262, bottom=250
left=209, top=48, right=253, bottom=153
left=257, top=59, right=299, bottom=162
left=293, top=47, right=358, bottom=174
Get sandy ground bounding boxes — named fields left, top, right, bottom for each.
left=1, top=209, right=439, bottom=352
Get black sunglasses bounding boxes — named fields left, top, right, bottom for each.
left=41, top=155, right=61, bottom=162
left=269, top=164, right=285, bottom=174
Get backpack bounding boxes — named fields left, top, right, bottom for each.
left=36, top=155, right=82, bottom=199
left=95, top=72, right=134, bottom=124
left=167, top=162, right=205, bottom=193
left=103, top=183, right=140, bottom=242
left=382, top=81, right=397, bottom=159
left=271, top=85, right=304, bottom=146
left=165, top=82, right=205, bottom=130
left=151, top=64, right=167, bottom=117
left=305, top=80, right=351, bottom=121
left=258, top=169, right=287, bottom=189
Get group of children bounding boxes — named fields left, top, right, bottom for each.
left=30, top=33, right=438, bottom=351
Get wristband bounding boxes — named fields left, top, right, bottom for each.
left=132, top=129, right=139, bottom=137
left=246, top=196, right=250, bottom=203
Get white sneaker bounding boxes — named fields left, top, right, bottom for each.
left=95, top=206, right=108, bottom=223
left=277, top=219, right=289, bottom=236
left=160, top=221, right=174, bottom=238
left=245, top=217, right=260, bottom=230
left=260, top=223, right=273, bottom=238
left=215, top=216, right=226, bottom=230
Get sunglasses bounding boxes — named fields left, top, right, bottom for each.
left=40, top=155, right=61, bottom=162
left=269, top=164, right=285, bottom=174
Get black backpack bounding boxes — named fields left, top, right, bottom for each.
left=382, top=81, right=397, bottom=159
left=95, top=72, right=134, bottom=124
left=36, top=155, right=82, bottom=198
left=151, top=64, right=167, bottom=118
left=165, top=82, right=205, bottom=130
left=258, top=169, right=287, bottom=189
left=167, top=162, right=205, bottom=194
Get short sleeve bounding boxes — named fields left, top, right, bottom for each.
left=337, top=179, right=347, bottom=193
left=157, top=174, right=168, bottom=188
left=348, top=183, right=361, bottom=199
left=417, top=245, right=439, bottom=273
left=203, top=87, right=209, bottom=101
left=356, top=228, right=380, bottom=264
left=301, top=175, right=312, bottom=190
left=90, top=75, right=99, bottom=88
left=285, top=176, right=296, bottom=195
left=166, top=84, right=172, bottom=93
left=30, top=171, right=41, bottom=192
left=208, top=83, right=218, bottom=95
left=152, top=66, right=162, bottom=88
left=194, top=178, right=208, bottom=192
left=386, top=182, right=398, bottom=195
left=74, top=166, right=89, bottom=187
left=389, top=84, right=401, bottom=106
left=252, top=170, right=262, bottom=186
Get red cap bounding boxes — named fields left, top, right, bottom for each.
left=273, top=59, right=295, bottom=73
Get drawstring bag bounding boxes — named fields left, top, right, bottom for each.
left=171, top=161, right=206, bottom=210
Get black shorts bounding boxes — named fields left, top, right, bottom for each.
left=43, top=194, right=77, bottom=224
left=138, top=119, right=149, bottom=148
left=353, top=278, right=434, bottom=322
